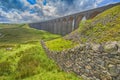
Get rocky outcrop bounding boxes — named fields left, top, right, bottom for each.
left=41, top=41, right=120, bottom=80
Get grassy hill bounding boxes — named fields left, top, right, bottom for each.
left=0, top=24, right=81, bottom=80
left=65, top=5, right=120, bottom=43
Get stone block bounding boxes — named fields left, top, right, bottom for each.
left=104, top=41, right=118, bottom=53
left=108, top=64, right=118, bottom=76
left=91, top=44, right=103, bottom=52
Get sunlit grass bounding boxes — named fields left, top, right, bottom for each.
left=46, top=38, right=77, bottom=51
left=0, top=43, right=81, bottom=80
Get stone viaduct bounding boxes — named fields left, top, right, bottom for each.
left=29, top=3, right=120, bottom=35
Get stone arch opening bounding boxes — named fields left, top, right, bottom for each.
left=68, top=16, right=74, bottom=21
left=81, top=16, right=87, bottom=21
left=63, top=18, right=67, bottom=22
left=72, top=19, right=75, bottom=31
left=89, top=11, right=100, bottom=19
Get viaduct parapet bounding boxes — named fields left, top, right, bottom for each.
left=29, top=3, right=120, bottom=35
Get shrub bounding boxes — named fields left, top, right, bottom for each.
left=15, top=53, right=40, bottom=79
left=0, top=61, right=12, bottom=76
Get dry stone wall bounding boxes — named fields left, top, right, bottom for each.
left=41, top=41, right=120, bottom=80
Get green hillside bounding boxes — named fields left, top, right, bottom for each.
left=0, top=24, right=81, bottom=80
left=65, top=5, right=120, bottom=43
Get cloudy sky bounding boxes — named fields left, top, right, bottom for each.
left=0, top=0, right=120, bottom=23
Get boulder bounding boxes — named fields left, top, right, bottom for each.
left=104, top=41, right=118, bottom=53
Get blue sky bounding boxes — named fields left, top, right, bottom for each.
left=27, top=0, right=36, bottom=5
left=98, top=0, right=120, bottom=6
left=0, top=0, right=120, bottom=23
left=26, top=0, right=120, bottom=6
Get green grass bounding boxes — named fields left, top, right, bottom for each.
left=46, top=38, right=77, bottom=51
left=0, top=24, right=61, bottom=44
left=0, top=24, right=24, bottom=29
left=0, top=43, right=81, bottom=80
left=0, top=24, right=82, bottom=80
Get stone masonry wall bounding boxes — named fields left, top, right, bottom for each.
left=41, top=41, right=120, bottom=80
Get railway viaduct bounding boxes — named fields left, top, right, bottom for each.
left=29, top=3, right=120, bottom=35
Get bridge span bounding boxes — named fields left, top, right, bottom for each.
left=29, top=3, right=120, bottom=35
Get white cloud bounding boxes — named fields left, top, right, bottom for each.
left=0, top=0, right=106, bottom=23
left=96, top=0, right=104, bottom=4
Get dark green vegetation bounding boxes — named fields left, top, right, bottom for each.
left=66, top=5, right=120, bottom=43
left=0, top=24, right=81, bottom=80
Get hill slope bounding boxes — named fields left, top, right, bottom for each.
left=65, top=5, right=120, bottom=43
left=0, top=24, right=61, bottom=44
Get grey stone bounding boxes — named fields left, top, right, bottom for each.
left=95, top=78, right=100, bottom=80
left=86, top=58, right=91, bottom=62
left=81, top=75, right=90, bottom=80
left=110, top=52, right=118, bottom=55
left=86, top=43, right=92, bottom=50
left=118, top=48, right=120, bottom=53
left=96, top=59, right=105, bottom=66
left=104, top=41, right=118, bottom=53
left=101, top=71, right=112, bottom=80
left=64, top=60, right=73, bottom=68
left=116, top=75, right=120, bottom=80
left=91, top=44, right=103, bottom=52
left=108, top=64, right=117, bottom=76
left=85, top=69, right=90, bottom=73
left=79, top=44, right=86, bottom=51
left=116, top=64, right=120, bottom=74
left=73, top=65, right=80, bottom=73
left=85, top=65, right=92, bottom=70
left=117, top=41, right=120, bottom=48
left=117, top=64, right=120, bottom=70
